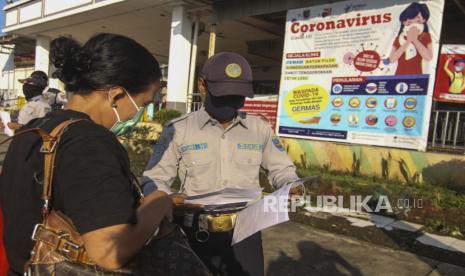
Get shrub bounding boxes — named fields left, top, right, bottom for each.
left=422, top=160, right=465, bottom=194
left=153, top=109, right=182, bottom=126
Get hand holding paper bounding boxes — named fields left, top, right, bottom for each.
left=0, top=111, right=14, bottom=137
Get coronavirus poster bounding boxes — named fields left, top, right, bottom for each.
left=276, top=0, right=445, bottom=151
left=433, top=45, right=465, bottom=103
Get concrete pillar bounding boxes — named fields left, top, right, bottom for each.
left=34, top=35, right=50, bottom=74
left=166, top=5, right=193, bottom=113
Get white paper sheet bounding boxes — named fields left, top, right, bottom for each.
left=185, top=187, right=263, bottom=208
left=0, top=111, right=14, bottom=137
left=232, top=183, right=303, bottom=245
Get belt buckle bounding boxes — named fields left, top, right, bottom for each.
left=59, top=240, right=80, bottom=256
left=56, top=231, right=80, bottom=259
left=31, top=224, right=44, bottom=241
left=207, top=214, right=237, bottom=232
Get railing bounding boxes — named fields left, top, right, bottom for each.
left=186, top=93, right=202, bottom=113
left=0, top=90, right=20, bottom=108
left=428, top=110, right=465, bottom=152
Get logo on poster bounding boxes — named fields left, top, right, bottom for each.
left=404, top=98, right=417, bottom=109
left=332, top=84, right=343, bottom=94
left=384, top=98, right=398, bottom=109
left=385, top=115, right=398, bottom=127
left=365, top=83, right=378, bottom=94
left=395, top=82, right=409, bottom=94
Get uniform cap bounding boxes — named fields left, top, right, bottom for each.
left=201, top=52, right=254, bottom=98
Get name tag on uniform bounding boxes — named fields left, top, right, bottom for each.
left=180, top=143, right=208, bottom=153
left=237, top=143, right=263, bottom=151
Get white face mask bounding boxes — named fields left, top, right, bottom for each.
left=403, top=23, right=425, bottom=34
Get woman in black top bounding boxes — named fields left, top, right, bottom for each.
left=0, top=33, right=173, bottom=274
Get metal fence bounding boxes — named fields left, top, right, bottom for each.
left=428, top=110, right=465, bottom=152
left=0, top=90, right=21, bottom=108
left=186, top=93, right=203, bottom=113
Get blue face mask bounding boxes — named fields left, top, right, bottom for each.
left=110, top=89, right=144, bottom=136
left=455, top=66, right=464, bottom=72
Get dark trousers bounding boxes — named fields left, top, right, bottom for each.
left=182, top=226, right=264, bottom=276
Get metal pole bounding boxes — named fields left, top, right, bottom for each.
left=442, top=112, right=449, bottom=148
left=432, top=111, right=439, bottom=147
left=208, top=24, right=216, bottom=58
left=453, top=112, right=461, bottom=149
left=187, top=17, right=200, bottom=113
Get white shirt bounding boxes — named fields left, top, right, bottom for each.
left=18, top=95, right=51, bottom=125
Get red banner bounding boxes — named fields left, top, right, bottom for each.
left=241, top=97, right=279, bottom=131
left=434, top=45, right=465, bottom=103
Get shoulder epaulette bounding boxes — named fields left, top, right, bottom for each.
left=165, top=112, right=194, bottom=126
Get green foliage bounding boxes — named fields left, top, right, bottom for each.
left=296, top=166, right=465, bottom=238
left=153, top=109, right=182, bottom=126
left=122, top=126, right=155, bottom=177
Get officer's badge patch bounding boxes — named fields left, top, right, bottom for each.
left=225, top=63, right=242, bottom=78
left=272, top=136, right=284, bottom=152
left=180, top=143, right=208, bottom=153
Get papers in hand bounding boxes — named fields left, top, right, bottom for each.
left=185, top=187, right=263, bottom=210
left=232, top=182, right=304, bottom=245
left=0, top=111, right=14, bottom=137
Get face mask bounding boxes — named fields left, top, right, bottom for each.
left=110, top=89, right=144, bottom=136
left=455, top=66, right=464, bottom=72
left=23, top=84, right=44, bottom=101
left=403, top=23, right=425, bottom=34
left=204, top=92, right=245, bottom=122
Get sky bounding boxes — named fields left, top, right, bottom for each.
left=0, top=2, right=4, bottom=34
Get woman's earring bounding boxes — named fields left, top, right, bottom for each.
left=112, top=103, right=117, bottom=108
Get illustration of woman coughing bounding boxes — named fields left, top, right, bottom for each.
left=388, top=2, right=433, bottom=75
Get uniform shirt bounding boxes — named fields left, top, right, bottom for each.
left=142, top=108, right=299, bottom=196
left=17, top=95, right=51, bottom=125
left=42, top=88, right=69, bottom=109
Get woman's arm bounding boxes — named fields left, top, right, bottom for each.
left=82, top=190, right=173, bottom=270
left=389, top=42, right=410, bottom=63
left=412, top=40, right=433, bottom=61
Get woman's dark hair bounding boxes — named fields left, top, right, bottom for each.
left=50, top=33, right=161, bottom=94
left=398, top=2, right=430, bottom=35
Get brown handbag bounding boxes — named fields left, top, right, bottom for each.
left=2, top=119, right=211, bottom=276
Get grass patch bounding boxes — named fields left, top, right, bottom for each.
left=296, top=165, right=465, bottom=239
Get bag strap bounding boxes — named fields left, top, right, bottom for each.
left=0, top=118, right=145, bottom=211
left=41, top=119, right=86, bottom=216
left=0, top=127, right=53, bottom=146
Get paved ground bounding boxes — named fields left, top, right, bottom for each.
left=263, top=221, right=465, bottom=276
